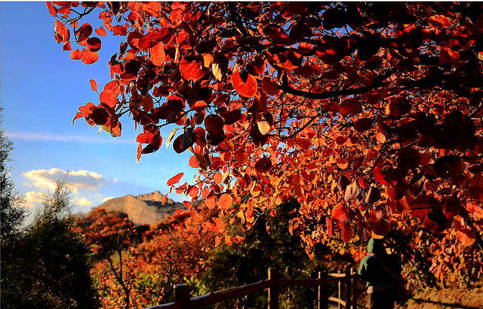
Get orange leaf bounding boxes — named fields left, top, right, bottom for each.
left=454, top=220, right=476, bottom=246
left=90, top=79, right=98, bottom=92
left=225, top=235, right=234, bottom=245
left=167, top=172, right=184, bottom=186
left=232, top=71, right=258, bottom=98
left=428, top=15, right=451, bottom=28
left=189, top=155, right=199, bottom=168
left=337, top=158, right=348, bottom=169
left=180, top=59, right=205, bottom=81
left=71, top=49, right=82, bottom=60
left=81, top=49, right=99, bottom=65
left=214, top=172, right=223, bottom=184
left=95, top=27, right=107, bottom=37
left=218, top=194, right=233, bottom=209
left=205, top=197, right=216, bottom=209
left=332, top=203, right=349, bottom=221
left=162, top=193, right=168, bottom=205
left=151, top=42, right=165, bottom=66
left=99, top=90, right=117, bottom=108
left=235, top=150, right=248, bottom=164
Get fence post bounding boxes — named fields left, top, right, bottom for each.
left=345, top=267, right=352, bottom=309
left=351, top=268, right=358, bottom=309
left=268, top=268, right=279, bottom=309
left=175, top=284, right=191, bottom=309
left=318, top=271, right=329, bottom=309
left=337, top=270, right=341, bottom=309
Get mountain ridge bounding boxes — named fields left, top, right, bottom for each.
left=99, top=191, right=185, bottom=225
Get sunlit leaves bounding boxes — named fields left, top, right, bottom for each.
left=81, top=49, right=99, bottom=65
left=232, top=71, right=257, bottom=98
left=180, top=59, right=204, bottom=81
left=151, top=42, right=165, bottom=66
left=90, top=79, right=98, bottom=92
left=167, top=173, right=184, bottom=186
left=50, top=2, right=483, bottom=255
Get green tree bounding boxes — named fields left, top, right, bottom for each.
left=1, top=179, right=99, bottom=309
left=203, top=199, right=331, bottom=309
left=0, top=105, right=26, bottom=245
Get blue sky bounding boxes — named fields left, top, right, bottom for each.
left=1, top=2, right=195, bottom=215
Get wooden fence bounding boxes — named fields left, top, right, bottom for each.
left=146, top=267, right=359, bottom=309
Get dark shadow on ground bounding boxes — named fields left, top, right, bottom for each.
left=411, top=298, right=481, bottom=309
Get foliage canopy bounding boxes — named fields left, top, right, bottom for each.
left=48, top=2, right=483, bottom=253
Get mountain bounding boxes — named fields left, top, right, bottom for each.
left=99, top=191, right=185, bottom=225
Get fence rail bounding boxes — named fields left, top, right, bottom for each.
left=147, top=267, right=358, bottom=309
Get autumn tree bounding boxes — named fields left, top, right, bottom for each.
left=49, top=2, right=483, bottom=256
left=74, top=207, right=147, bottom=309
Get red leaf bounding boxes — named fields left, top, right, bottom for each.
left=354, top=118, right=373, bottom=132
left=87, top=37, right=102, bottom=51
left=332, top=203, right=349, bottom=221
left=373, top=167, right=389, bottom=185
left=95, top=27, right=107, bottom=37
left=372, top=218, right=390, bottom=237
left=112, top=25, right=127, bottom=36
left=81, top=49, right=99, bottom=65
left=180, top=59, right=205, bottom=81
left=262, top=77, right=280, bottom=96
left=204, top=114, right=224, bottom=133
left=167, top=172, right=184, bottom=186
left=76, top=23, right=92, bottom=40
left=232, top=71, right=258, bottom=98
left=151, top=42, right=165, bottom=66
left=99, top=90, right=117, bottom=108
left=46, top=2, right=57, bottom=17
left=255, top=157, right=272, bottom=173
left=90, top=79, right=98, bottom=92
left=340, top=221, right=353, bottom=242
left=162, top=193, right=168, bottom=205
left=54, top=20, right=69, bottom=43
left=91, top=108, right=109, bottom=125
left=218, top=194, right=233, bottom=209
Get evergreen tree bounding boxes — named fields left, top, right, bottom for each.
left=1, top=179, right=99, bottom=309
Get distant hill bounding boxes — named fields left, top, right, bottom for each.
left=99, top=191, right=185, bottom=225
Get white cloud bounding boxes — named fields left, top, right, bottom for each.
left=102, top=197, right=114, bottom=203
left=24, top=191, right=44, bottom=208
left=74, top=197, right=92, bottom=206
left=6, top=132, right=132, bottom=144
left=22, top=168, right=105, bottom=194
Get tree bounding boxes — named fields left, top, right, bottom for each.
left=0, top=105, right=28, bottom=308
left=0, top=105, right=26, bottom=244
left=48, top=3, right=483, bottom=255
left=1, top=180, right=99, bottom=309
left=74, top=207, right=140, bottom=309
